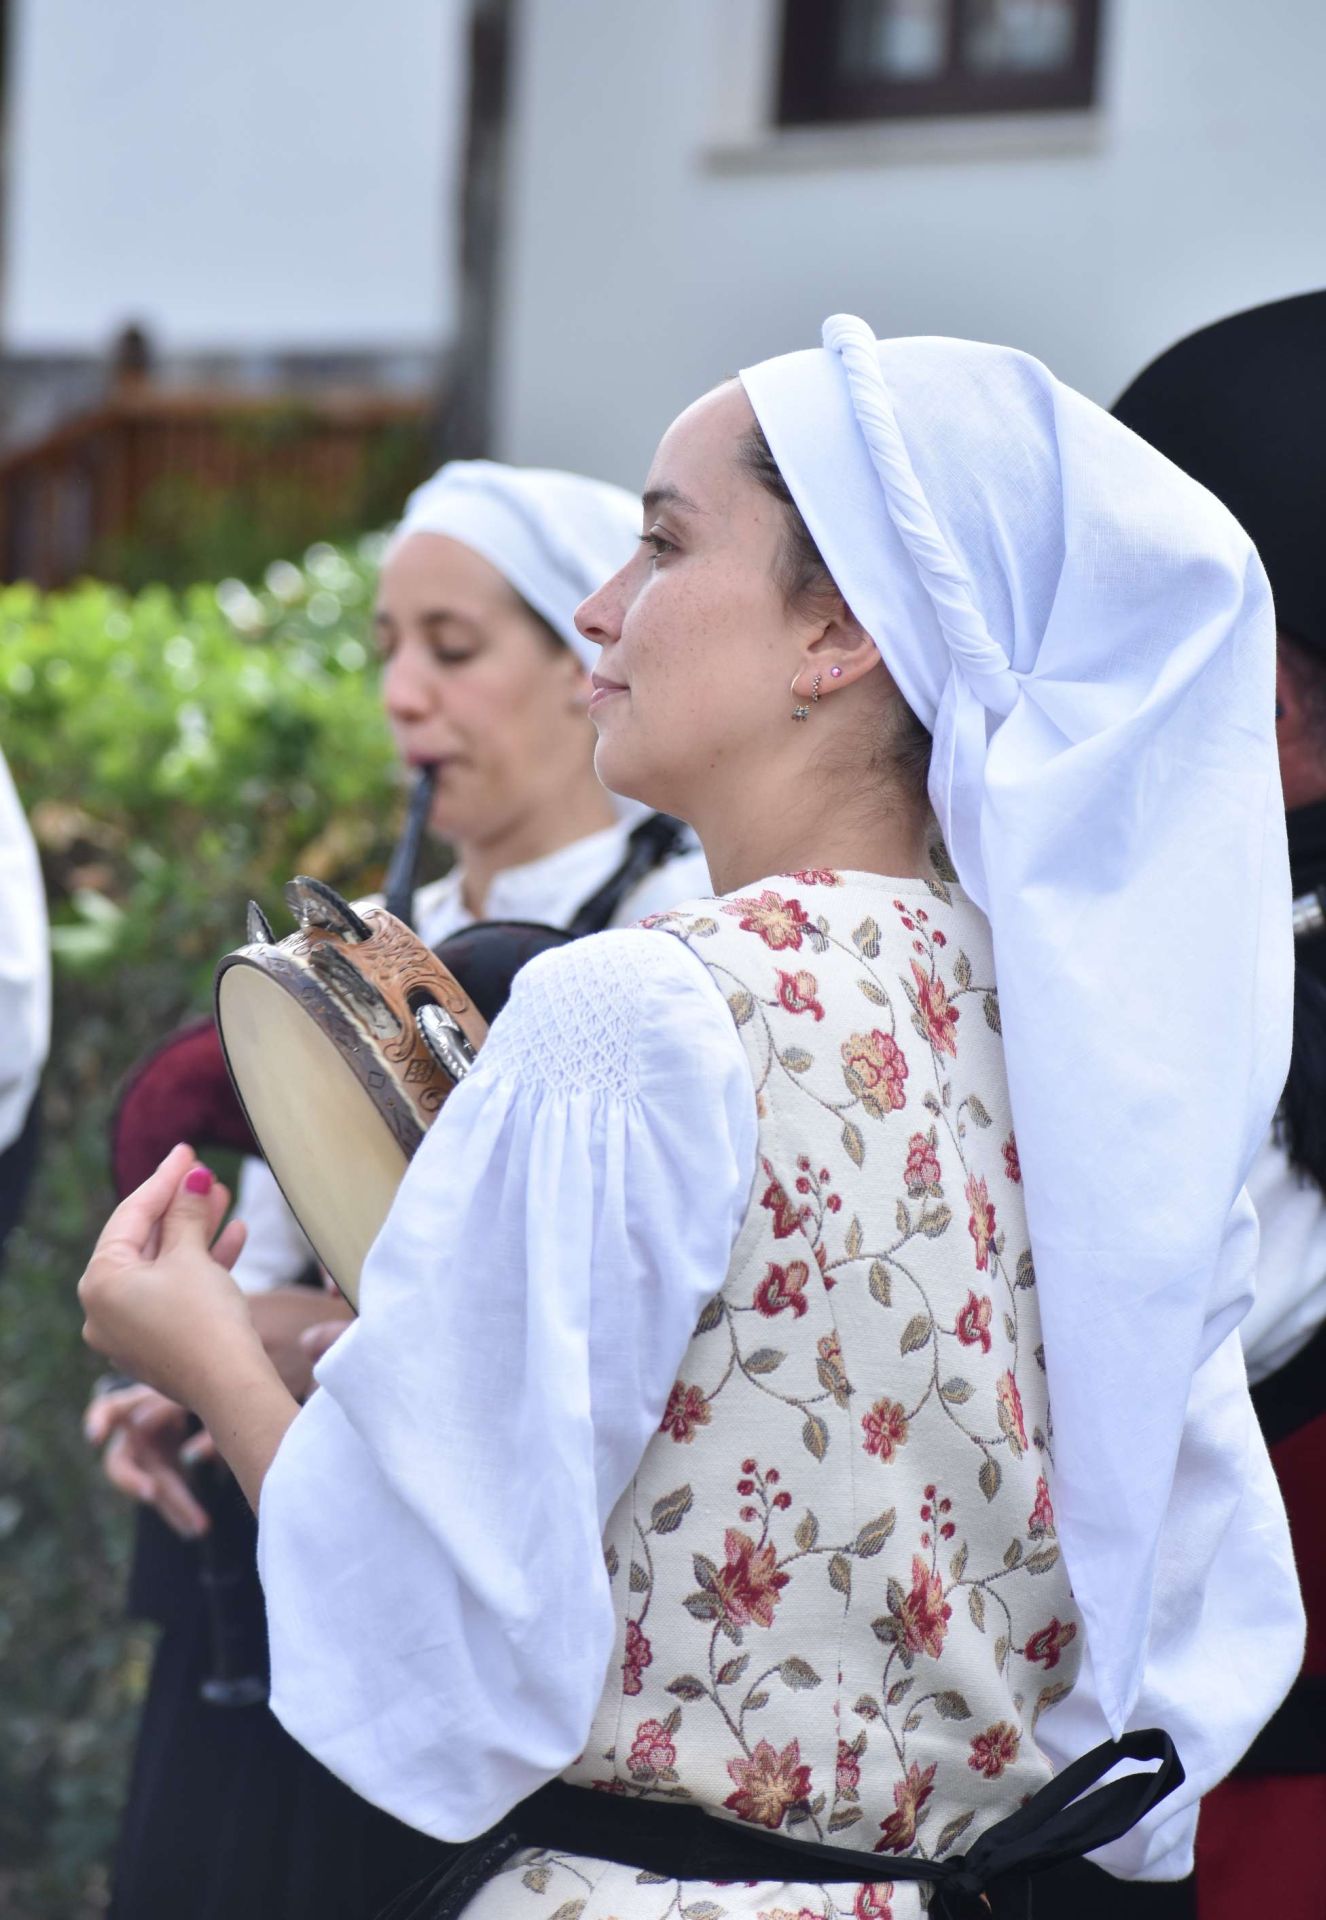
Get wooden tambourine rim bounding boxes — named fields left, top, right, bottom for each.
left=214, top=907, right=488, bottom=1307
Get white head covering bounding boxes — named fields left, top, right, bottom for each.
left=388, top=459, right=639, bottom=671
left=741, top=318, right=1294, bottom=1739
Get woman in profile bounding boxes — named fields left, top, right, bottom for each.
left=81, top=320, right=1300, bottom=1915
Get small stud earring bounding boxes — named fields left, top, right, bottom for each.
left=830, top=665, right=843, bottom=679
left=811, top=671, right=822, bottom=704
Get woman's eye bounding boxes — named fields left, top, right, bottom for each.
left=431, top=647, right=477, bottom=666
left=640, top=529, right=678, bottom=562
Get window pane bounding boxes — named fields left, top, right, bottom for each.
left=964, top=0, right=1077, bottom=73
left=837, top=0, right=952, bottom=82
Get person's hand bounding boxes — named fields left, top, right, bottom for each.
left=79, top=1145, right=261, bottom=1410
left=246, top=1287, right=354, bottom=1399
left=83, top=1383, right=213, bottom=1537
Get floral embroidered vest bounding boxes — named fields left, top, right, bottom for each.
left=563, top=857, right=1082, bottom=1869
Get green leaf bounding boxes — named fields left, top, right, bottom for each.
left=744, top=1347, right=785, bottom=1375
left=869, top=1259, right=892, bottom=1306
left=780, top=1656, right=822, bottom=1690
left=966, top=1093, right=992, bottom=1128
left=795, top=1510, right=820, bottom=1552
left=651, top=1484, right=693, bottom=1534
left=857, top=977, right=889, bottom=1005
left=828, top=1552, right=853, bottom=1596
left=780, top=1047, right=813, bottom=1073
left=979, top=1455, right=1002, bottom=1502
left=844, top=1214, right=863, bottom=1259
left=802, top=1412, right=830, bottom=1460
left=941, top=1376, right=974, bottom=1405
left=728, top=990, right=755, bottom=1025
left=935, top=1811, right=976, bottom=1858
left=852, top=915, right=881, bottom=958
left=667, top=1675, right=708, bottom=1701
left=854, top=1509, right=897, bottom=1557
left=983, top=991, right=1002, bottom=1034
left=934, top=1690, right=972, bottom=1720
left=901, top=1312, right=933, bottom=1354
left=953, top=950, right=972, bottom=990
left=841, top=1120, right=865, bottom=1167
left=968, top=1586, right=987, bottom=1632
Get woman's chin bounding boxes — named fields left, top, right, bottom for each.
left=593, top=737, right=665, bottom=814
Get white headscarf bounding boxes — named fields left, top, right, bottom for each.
left=741, top=319, right=1296, bottom=1745
left=389, top=459, right=639, bottom=671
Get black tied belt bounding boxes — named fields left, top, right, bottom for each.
left=376, top=1729, right=1183, bottom=1920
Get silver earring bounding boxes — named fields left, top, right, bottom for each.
left=790, top=670, right=822, bottom=721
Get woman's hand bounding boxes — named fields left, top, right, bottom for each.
left=83, top=1383, right=212, bottom=1537
left=78, top=1144, right=260, bottom=1410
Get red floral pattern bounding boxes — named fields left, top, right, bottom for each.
left=776, top=970, right=825, bottom=1021
left=1028, top=1477, right=1055, bottom=1539
left=754, top=1259, right=810, bottom=1319
left=723, top=1738, right=813, bottom=1828
left=861, top=1397, right=909, bottom=1463
left=965, top=1173, right=997, bottom=1272
left=628, top=1717, right=678, bottom=1779
left=723, top=891, right=810, bottom=952
left=903, top=1130, right=942, bottom=1197
left=1002, top=1133, right=1022, bottom=1184
left=623, top=1618, right=652, bottom=1696
left=760, top=1163, right=807, bottom=1239
left=968, top=1723, right=1020, bottom=1780
left=715, top=1528, right=790, bottom=1630
left=660, top=1382, right=710, bottom=1443
left=1026, top=1618, right=1078, bottom=1670
left=910, top=961, right=959, bottom=1057
left=955, top=1289, right=993, bottom=1354
left=997, top=1371, right=1027, bottom=1457
left=841, top=1029, right=908, bottom=1118
left=876, top=1761, right=938, bottom=1853
left=893, top=1555, right=952, bottom=1660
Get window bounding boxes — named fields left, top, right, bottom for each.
left=778, top=0, right=1102, bottom=125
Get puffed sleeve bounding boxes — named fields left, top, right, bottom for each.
left=257, top=927, right=757, bottom=1840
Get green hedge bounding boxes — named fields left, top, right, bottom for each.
left=0, top=543, right=436, bottom=1916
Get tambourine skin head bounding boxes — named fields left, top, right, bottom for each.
left=215, top=902, right=487, bottom=1310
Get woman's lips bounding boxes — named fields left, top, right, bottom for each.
left=588, top=679, right=628, bottom=714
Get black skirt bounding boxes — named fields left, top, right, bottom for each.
left=109, top=1492, right=452, bottom=1920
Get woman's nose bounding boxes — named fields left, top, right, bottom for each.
left=382, top=644, right=435, bottom=721
left=574, top=565, right=627, bottom=650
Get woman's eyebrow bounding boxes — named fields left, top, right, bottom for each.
left=642, top=484, right=705, bottom=517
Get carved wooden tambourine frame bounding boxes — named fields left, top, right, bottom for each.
left=215, top=894, right=488, bottom=1166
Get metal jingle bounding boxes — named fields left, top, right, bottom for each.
left=283, top=875, right=373, bottom=943
left=245, top=899, right=276, bottom=945
left=416, top=1002, right=478, bottom=1083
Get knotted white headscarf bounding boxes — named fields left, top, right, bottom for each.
left=390, top=460, right=639, bottom=671
left=742, top=320, right=1296, bottom=1752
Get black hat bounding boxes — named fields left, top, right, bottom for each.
left=1112, top=291, right=1326, bottom=653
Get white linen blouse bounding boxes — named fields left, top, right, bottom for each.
left=229, top=821, right=710, bottom=1293
left=257, top=924, right=1297, bottom=1882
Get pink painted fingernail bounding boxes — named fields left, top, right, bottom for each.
left=184, top=1166, right=214, bottom=1196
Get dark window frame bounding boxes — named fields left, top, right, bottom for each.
left=777, top=0, right=1103, bottom=126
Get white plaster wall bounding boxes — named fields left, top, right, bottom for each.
left=494, top=0, right=1326, bottom=487
left=2, top=0, right=465, bottom=350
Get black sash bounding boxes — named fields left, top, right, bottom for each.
left=376, top=1730, right=1183, bottom=1920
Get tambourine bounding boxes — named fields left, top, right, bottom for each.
left=214, top=877, right=487, bottom=1309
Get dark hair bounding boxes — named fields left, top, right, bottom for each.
left=739, top=419, right=932, bottom=795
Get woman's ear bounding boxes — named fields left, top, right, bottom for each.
left=804, top=599, right=883, bottom=694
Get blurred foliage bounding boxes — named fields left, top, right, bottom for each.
left=0, top=541, right=443, bottom=1915
left=93, top=413, right=431, bottom=594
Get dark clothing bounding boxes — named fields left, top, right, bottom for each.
left=0, top=1094, right=40, bottom=1267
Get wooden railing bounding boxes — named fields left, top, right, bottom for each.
left=0, top=384, right=432, bottom=588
